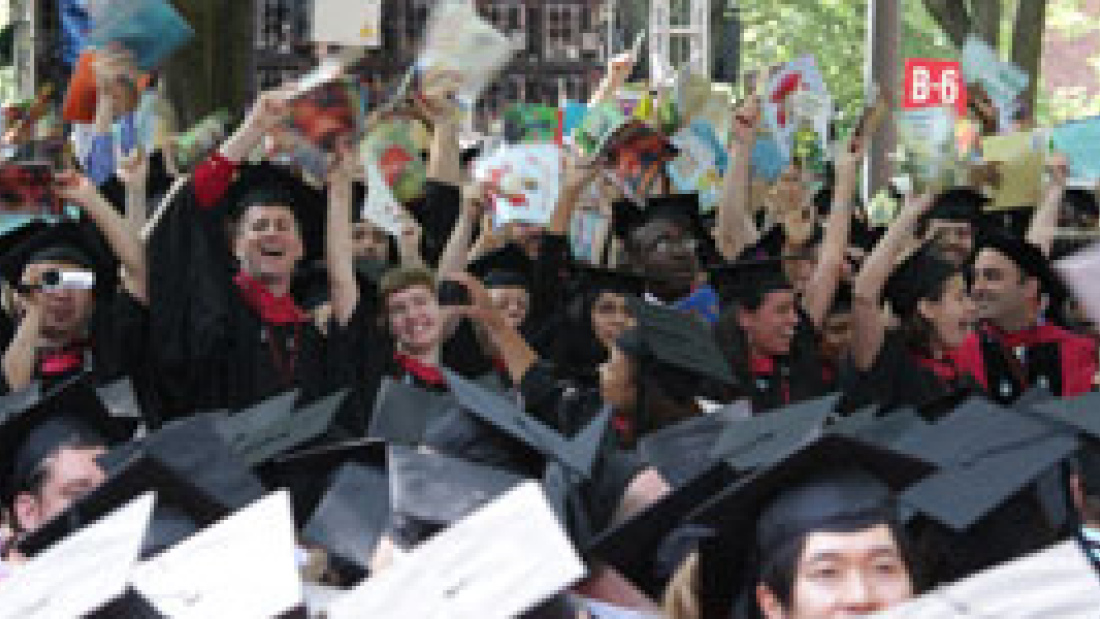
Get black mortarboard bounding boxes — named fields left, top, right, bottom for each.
left=468, top=242, right=534, bottom=289
left=93, top=377, right=144, bottom=422
left=0, top=220, right=48, bottom=284
left=219, top=161, right=326, bottom=261
left=569, top=264, right=645, bottom=297
left=388, top=445, right=523, bottom=547
left=638, top=401, right=750, bottom=487
left=612, top=194, right=714, bottom=258
left=619, top=299, right=736, bottom=389
left=274, top=439, right=390, bottom=579
left=883, top=244, right=961, bottom=318
left=1063, top=187, right=1099, bottom=220
left=215, top=389, right=349, bottom=468
left=829, top=407, right=928, bottom=450
left=368, top=377, right=455, bottom=445
left=891, top=396, right=1079, bottom=532
left=925, top=187, right=989, bottom=224
left=0, top=378, right=137, bottom=508
left=19, top=414, right=266, bottom=557
left=1023, top=390, right=1100, bottom=443
left=977, top=229, right=1065, bottom=298
left=709, top=258, right=793, bottom=307
left=0, top=219, right=117, bottom=291
left=708, top=392, right=842, bottom=472
left=442, top=368, right=610, bottom=478
left=689, top=433, right=932, bottom=618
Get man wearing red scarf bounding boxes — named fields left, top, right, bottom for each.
left=960, top=232, right=1097, bottom=402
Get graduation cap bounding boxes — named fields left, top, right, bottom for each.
left=638, top=401, right=750, bottom=488
left=0, top=221, right=48, bottom=285
left=0, top=220, right=118, bottom=292
left=890, top=396, right=1079, bottom=532
left=709, top=257, right=794, bottom=307
left=325, top=482, right=585, bottom=618
left=0, top=493, right=156, bottom=618
left=876, top=541, right=1100, bottom=617
left=219, top=161, right=327, bottom=261
left=441, top=368, right=611, bottom=478
left=388, top=444, right=524, bottom=547
left=368, top=377, right=456, bottom=445
left=883, top=244, right=961, bottom=318
left=1022, top=390, right=1100, bottom=445
left=977, top=229, right=1066, bottom=298
left=708, top=392, right=842, bottom=472
left=619, top=298, right=735, bottom=389
left=0, top=377, right=138, bottom=508
left=468, top=242, right=534, bottom=290
left=612, top=194, right=718, bottom=264
left=569, top=264, right=645, bottom=297
left=688, top=433, right=934, bottom=619
left=214, top=389, right=348, bottom=468
left=129, top=491, right=306, bottom=618
left=18, top=414, right=266, bottom=557
left=924, top=187, right=989, bottom=224
left=301, top=458, right=390, bottom=580
left=93, top=377, right=144, bottom=421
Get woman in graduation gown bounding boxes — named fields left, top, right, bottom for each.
left=846, top=190, right=987, bottom=412
left=146, top=90, right=333, bottom=418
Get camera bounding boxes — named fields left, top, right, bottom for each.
left=38, top=269, right=95, bottom=292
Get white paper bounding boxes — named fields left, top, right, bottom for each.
left=874, top=541, right=1100, bottom=617
left=473, top=143, right=564, bottom=227
left=417, top=1, right=516, bottom=107
left=762, top=55, right=833, bottom=162
left=960, top=34, right=1030, bottom=113
left=362, top=160, right=408, bottom=237
left=326, top=482, right=586, bottom=619
left=1056, top=242, right=1100, bottom=328
left=312, top=0, right=382, bottom=47
left=287, top=59, right=345, bottom=98
left=130, top=491, right=302, bottom=619
left=0, top=493, right=155, bottom=619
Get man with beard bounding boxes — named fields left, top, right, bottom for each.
left=916, top=188, right=987, bottom=267
left=963, top=230, right=1096, bottom=402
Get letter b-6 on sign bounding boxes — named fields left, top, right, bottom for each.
left=904, top=59, right=967, bottom=117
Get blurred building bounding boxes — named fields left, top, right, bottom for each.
left=254, top=0, right=611, bottom=130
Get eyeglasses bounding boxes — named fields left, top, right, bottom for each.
left=651, top=237, right=699, bottom=254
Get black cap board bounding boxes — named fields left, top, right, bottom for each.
left=214, top=389, right=349, bottom=467
left=442, top=368, right=611, bottom=478
left=368, top=377, right=455, bottom=445
left=925, top=187, right=989, bottom=224
left=709, top=258, right=794, bottom=307
left=468, top=242, right=534, bottom=290
left=638, top=401, right=750, bottom=488
left=302, top=459, right=391, bottom=580
left=0, top=219, right=117, bottom=292
left=260, top=437, right=386, bottom=525
left=569, top=264, right=646, bottom=297
left=977, top=229, right=1066, bottom=298
left=884, top=244, right=961, bottom=318
left=891, top=397, right=1080, bottom=531
left=620, top=298, right=735, bottom=388
left=708, top=392, right=842, bottom=471
left=388, top=445, right=524, bottom=547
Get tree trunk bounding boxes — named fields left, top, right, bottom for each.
left=922, top=0, right=970, bottom=48
left=163, top=0, right=254, bottom=128
left=970, top=0, right=1001, bottom=47
left=868, top=0, right=899, bottom=197
left=1012, top=0, right=1047, bottom=114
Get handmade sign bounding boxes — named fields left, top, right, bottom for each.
left=668, top=119, right=729, bottom=212
left=85, top=0, right=194, bottom=71
left=503, top=104, right=562, bottom=145
left=895, top=106, right=958, bottom=192
left=286, top=76, right=368, bottom=153
left=751, top=136, right=787, bottom=183
left=605, top=125, right=678, bottom=205
left=360, top=117, right=427, bottom=205
left=472, top=143, right=563, bottom=227
left=312, top=0, right=382, bottom=47
left=982, top=131, right=1044, bottom=210
left=961, top=35, right=1029, bottom=114
left=762, top=55, right=832, bottom=163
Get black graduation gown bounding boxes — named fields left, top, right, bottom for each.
left=146, top=181, right=329, bottom=419
left=744, top=311, right=830, bottom=414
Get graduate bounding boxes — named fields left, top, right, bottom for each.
left=847, top=190, right=987, bottom=411
left=966, top=230, right=1097, bottom=401
left=914, top=187, right=987, bottom=267
left=146, top=89, right=333, bottom=417
left=0, top=172, right=150, bottom=404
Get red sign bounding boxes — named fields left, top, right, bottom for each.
left=904, top=59, right=967, bottom=117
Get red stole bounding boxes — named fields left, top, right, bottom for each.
left=233, top=273, right=308, bottom=325
left=394, top=352, right=447, bottom=389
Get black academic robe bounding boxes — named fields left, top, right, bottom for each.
left=147, top=181, right=329, bottom=419
left=966, top=322, right=1098, bottom=404
left=742, top=311, right=830, bottom=414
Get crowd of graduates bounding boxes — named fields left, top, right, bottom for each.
left=4, top=31, right=1100, bottom=618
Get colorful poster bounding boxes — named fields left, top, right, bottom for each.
left=605, top=125, right=678, bottom=205
left=286, top=77, right=368, bottom=154
left=361, top=118, right=427, bottom=204
left=362, top=160, right=408, bottom=237
left=1051, top=116, right=1100, bottom=183
left=417, top=1, right=516, bottom=108
left=751, top=136, right=788, bottom=183
left=85, top=0, right=194, bottom=71
left=503, top=104, right=562, bottom=145
left=569, top=206, right=607, bottom=264
left=573, top=103, right=628, bottom=159
left=472, top=143, right=563, bottom=227
left=895, top=106, right=958, bottom=191
left=762, top=55, right=832, bottom=162
left=668, top=119, right=729, bottom=212
left=982, top=131, right=1044, bottom=210
left=312, top=0, right=382, bottom=48
left=561, top=100, right=588, bottom=137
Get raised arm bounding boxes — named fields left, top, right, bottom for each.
left=850, top=191, right=936, bottom=371
left=448, top=272, right=537, bottom=385
left=588, top=51, right=636, bottom=110
left=437, top=182, right=490, bottom=278
left=326, top=144, right=362, bottom=327
left=548, top=156, right=601, bottom=236
left=1027, top=152, right=1069, bottom=256
left=54, top=171, right=148, bottom=303
left=802, top=137, right=864, bottom=327
left=715, top=97, right=762, bottom=260
left=2, top=299, right=42, bottom=392
left=117, top=147, right=150, bottom=234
